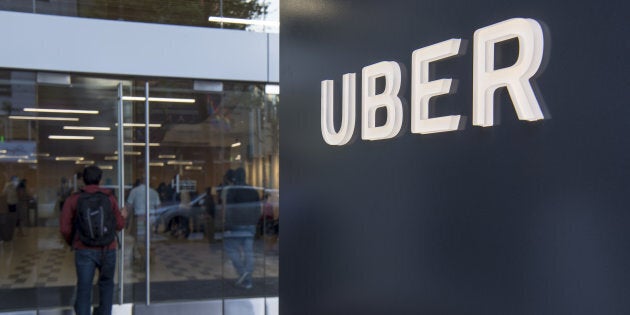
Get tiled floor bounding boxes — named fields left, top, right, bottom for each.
left=0, top=227, right=75, bottom=289
left=0, top=227, right=279, bottom=289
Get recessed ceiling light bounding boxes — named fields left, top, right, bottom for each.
left=158, top=154, right=176, bottom=159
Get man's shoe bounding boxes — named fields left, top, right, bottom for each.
left=236, top=272, right=250, bottom=286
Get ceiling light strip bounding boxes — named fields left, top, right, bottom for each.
left=149, top=97, right=195, bottom=103
left=64, top=126, right=111, bottom=131
left=166, top=161, right=193, bottom=166
left=124, top=142, right=160, bottom=147
left=24, top=108, right=98, bottom=114
left=49, top=135, right=95, bottom=140
left=265, top=84, right=280, bottom=95
left=208, top=16, right=279, bottom=27
left=121, top=96, right=195, bottom=103
left=116, top=123, right=162, bottom=128
left=9, top=116, right=79, bottom=121
left=114, top=151, right=142, bottom=156
left=55, top=156, right=84, bottom=161
left=0, top=155, right=29, bottom=159
left=121, top=96, right=145, bottom=101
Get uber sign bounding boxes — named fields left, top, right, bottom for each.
left=321, top=18, right=546, bottom=145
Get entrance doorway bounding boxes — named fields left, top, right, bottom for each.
left=0, top=70, right=280, bottom=312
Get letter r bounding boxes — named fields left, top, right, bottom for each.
left=473, top=18, right=545, bottom=127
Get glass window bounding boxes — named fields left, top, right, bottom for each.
left=0, top=69, right=279, bottom=311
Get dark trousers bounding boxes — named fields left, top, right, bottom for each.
left=74, top=249, right=117, bottom=315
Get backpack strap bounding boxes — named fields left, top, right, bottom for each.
left=69, top=191, right=87, bottom=250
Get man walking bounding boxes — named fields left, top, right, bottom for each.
left=60, top=166, right=127, bottom=315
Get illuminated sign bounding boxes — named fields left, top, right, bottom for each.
left=321, top=18, right=546, bottom=145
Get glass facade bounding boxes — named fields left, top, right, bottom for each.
left=0, top=69, right=279, bottom=311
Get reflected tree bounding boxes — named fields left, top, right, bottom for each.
left=79, top=0, right=269, bottom=29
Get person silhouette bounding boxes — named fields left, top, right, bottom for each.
left=222, top=167, right=261, bottom=289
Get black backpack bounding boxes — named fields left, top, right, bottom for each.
left=75, top=191, right=117, bottom=247
left=224, top=186, right=261, bottom=228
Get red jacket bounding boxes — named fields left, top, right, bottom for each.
left=60, top=185, right=125, bottom=250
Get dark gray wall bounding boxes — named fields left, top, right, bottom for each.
left=279, top=1, right=630, bottom=314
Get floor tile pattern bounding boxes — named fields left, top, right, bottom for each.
left=0, top=227, right=279, bottom=290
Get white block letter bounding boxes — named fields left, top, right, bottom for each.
left=411, top=39, right=462, bottom=134
left=321, top=73, right=356, bottom=146
left=473, top=18, right=545, bottom=127
left=361, top=61, right=403, bottom=141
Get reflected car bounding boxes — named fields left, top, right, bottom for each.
left=150, top=187, right=279, bottom=240
left=151, top=193, right=209, bottom=239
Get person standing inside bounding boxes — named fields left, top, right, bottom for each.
left=203, top=187, right=216, bottom=242
left=16, top=179, right=31, bottom=231
left=125, top=179, right=160, bottom=258
left=57, top=176, right=72, bottom=211
left=60, top=166, right=127, bottom=315
left=3, top=176, right=22, bottom=236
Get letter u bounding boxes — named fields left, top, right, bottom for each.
left=321, top=73, right=356, bottom=145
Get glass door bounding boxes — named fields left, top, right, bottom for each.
left=120, top=78, right=280, bottom=306
left=0, top=70, right=123, bottom=310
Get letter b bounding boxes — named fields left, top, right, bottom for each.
left=362, top=61, right=404, bottom=141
